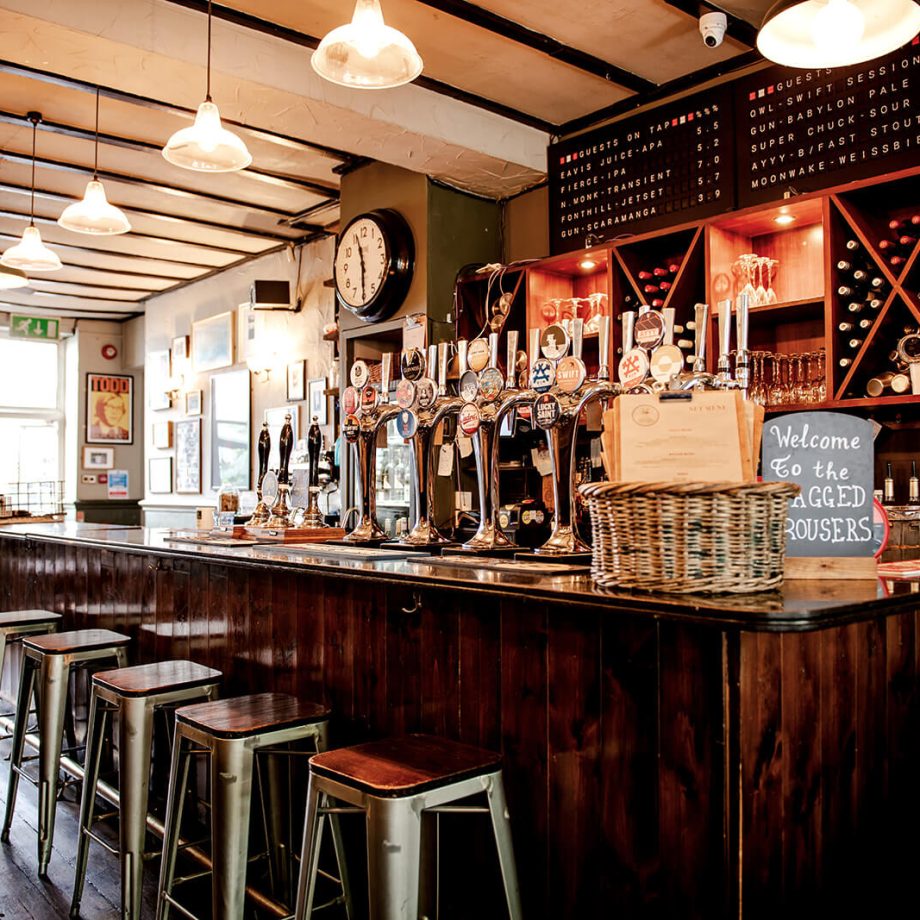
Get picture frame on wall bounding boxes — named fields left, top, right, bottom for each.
left=185, top=390, right=202, bottom=416
left=152, top=421, right=174, bottom=450
left=192, top=312, right=235, bottom=373
left=287, top=360, right=306, bottom=402
left=148, top=457, right=173, bottom=494
left=148, top=350, right=172, bottom=411
left=82, top=446, right=114, bottom=470
left=175, top=418, right=202, bottom=494
left=85, top=373, right=133, bottom=444
left=308, top=378, right=327, bottom=426
left=171, top=335, right=190, bottom=363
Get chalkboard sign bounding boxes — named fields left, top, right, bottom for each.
left=761, top=412, right=875, bottom=557
left=549, top=85, right=735, bottom=252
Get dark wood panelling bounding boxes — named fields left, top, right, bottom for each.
left=2, top=536, right=920, bottom=919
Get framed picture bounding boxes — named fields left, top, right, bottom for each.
left=264, top=406, right=299, bottom=471
left=86, top=374, right=133, bottom=444
left=185, top=390, right=202, bottom=416
left=287, top=360, right=306, bottom=401
left=171, top=334, right=190, bottom=363
left=82, top=446, right=114, bottom=470
left=308, top=377, right=327, bottom=426
left=210, top=369, right=251, bottom=490
left=148, top=457, right=173, bottom=494
left=237, top=302, right=257, bottom=363
left=152, top=420, right=174, bottom=450
left=175, top=418, right=202, bottom=494
left=192, top=311, right=235, bottom=372
left=148, top=350, right=172, bottom=411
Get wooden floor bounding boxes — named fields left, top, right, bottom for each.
left=0, top=738, right=160, bottom=920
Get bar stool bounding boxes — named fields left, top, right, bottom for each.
left=0, top=610, right=61, bottom=733
left=70, top=660, right=222, bottom=920
left=295, top=735, right=523, bottom=920
left=1, top=628, right=131, bottom=876
left=157, top=692, right=351, bottom=920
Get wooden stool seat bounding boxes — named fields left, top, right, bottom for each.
left=310, top=735, right=503, bottom=798
left=23, top=628, right=131, bottom=655
left=176, top=692, right=329, bottom=739
left=93, top=659, right=222, bottom=697
left=0, top=609, right=61, bottom=628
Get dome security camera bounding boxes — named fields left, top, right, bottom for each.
left=700, top=11, right=727, bottom=48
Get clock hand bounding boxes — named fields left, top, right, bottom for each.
left=357, top=243, right=366, bottom=300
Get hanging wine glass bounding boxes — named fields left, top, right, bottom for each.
left=765, top=258, right=779, bottom=305
left=732, top=254, right=757, bottom=309
left=753, top=256, right=768, bottom=307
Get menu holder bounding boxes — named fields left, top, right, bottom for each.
left=601, top=391, right=762, bottom=484
left=244, top=526, right=347, bottom=543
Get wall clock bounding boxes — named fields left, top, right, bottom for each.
left=334, top=208, right=414, bottom=323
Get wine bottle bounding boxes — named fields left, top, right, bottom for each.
left=869, top=276, right=885, bottom=289
left=643, top=284, right=659, bottom=294
left=845, top=239, right=860, bottom=251
left=839, top=285, right=855, bottom=297
left=650, top=298, right=665, bottom=308
left=899, top=235, right=917, bottom=247
left=653, top=266, right=668, bottom=277
left=889, top=218, right=906, bottom=232
left=658, top=281, right=672, bottom=292
left=890, top=255, right=906, bottom=268
left=838, top=321, right=855, bottom=332
left=667, top=263, right=680, bottom=274
left=837, top=259, right=855, bottom=271
left=839, top=357, right=853, bottom=368
left=883, top=462, right=895, bottom=506
left=858, top=317, right=873, bottom=330
left=847, top=301, right=864, bottom=313
left=867, top=298, right=883, bottom=310
left=852, top=269, right=869, bottom=282
left=879, top=239, right=899, bottom=251
left=847, top=337, right=863, bottom=350
left=637, top=270, right=653, bottom=281
left=909, top=460, right=919, bottom=506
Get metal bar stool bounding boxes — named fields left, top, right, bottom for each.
left=295, top=735, right=523, bottom=920
left=70, top=660, right=222, bottom=920
left=156, top=692, right=351, bottom=920
left=1, top=628, right=131, bottom=876
left=0, top=610, right=61, bottom=734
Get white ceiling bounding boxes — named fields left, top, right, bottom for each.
left=0, top=0, right=768, bottom=319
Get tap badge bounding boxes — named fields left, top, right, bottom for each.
left=342, top=385, right=360, bottom=417
left=396, top=378, right=416, bottom=410
left=260, top=470, right=279, bottom=503
left=533, top=393, right=562, bottom=430
left=555, top=356, right=586, bottom=393
left=530, top=358, right=556, bottom=393
left=396, top=409, right=418, bottom=440
left=400, top=348, right=425, bottom=382
left=467, top=338, right=491, bottom=372
left=634, top=310, right=666, bottom=350
left=618, top=347, right=650, bottom=390
left=458, top=402, right=482, bottom=436
left=649, top=344, right=684, bottom=384
left=478, top=367, right=504, bottom=402
left=415, top=378, right=437, bottom=410
left=540, top=324, right=570, bottom=361
left=360, top=385, right=379, bottom=412
left=350, top=360, right=369, bottom=389
left=459, top=369, right=480, bottom=403
left=342, top=415, right=361, bottom=443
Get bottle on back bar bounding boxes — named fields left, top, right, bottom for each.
left=839, top=285, right=855, bottom=297
left=899, top=235, right=917, bottom=247
left=883, top=462, right=896, bottom=506
left=845, top=239, right=860, bottom=251
left=839, top=357, right=853, bottom=368
left=869, top=276, right=885, bottom=289
left=658, top=280, right=672, bottom=292
left=643, top=284, right=658, bottom=293
left=837, top=260, right=855, bottom=271
left=867, top=298, right=883, bottom=310
left=653, top=266, right=668, bottom=277
left=890, top=255, right=906, bottom=268
left=847, top=337, right=863, bottom=350
left=838, top=321, right=855, bottom=332
left=852, top=269, right=869, bottom=282
left=638, top=270, right=653, bottom=280
left=909, top=460, right=919, bottom=506
left=847, top=301, right=864, bottom=313
left=858, top=317, right=873, bottom=330
left=668, top=262, right=680, bottom=274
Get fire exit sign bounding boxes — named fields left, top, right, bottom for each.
left=9, top=315, right=60, bottom=340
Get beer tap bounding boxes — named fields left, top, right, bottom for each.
left=672, top=303, right=718, bottom=390
left=342, top=353, right=400, bottom=544
left=735, top=293, right=751, bottom=395
left=534, top=316, right=620, bottom=556
left=717, top=299, right=734, bottom=386
left=249, top=422, right=272, bottom=526
left=302, top=416, right=325, bottom=528
left=266, top=412, right=294, bottom=528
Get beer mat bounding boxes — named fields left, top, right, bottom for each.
left=877, top=560, right=920, bottom=580
left=162, top=531, right=262, bottom=547
left=257, top=544, right=417, bottom=561
left=414, top=556, right=588, bottom=575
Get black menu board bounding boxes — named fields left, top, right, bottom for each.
left=737, top=38, right=920, bottom=207
left=549, top=86, right=735, bottom=252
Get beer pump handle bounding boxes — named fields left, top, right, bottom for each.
left=622, top=312, right=636, bottom=353
left=458, top=339, right=469, bottom=375
left=489, top=332, right=499, bottom=369
left=437, top=342, right=449, bottom=395
left=718, top=300, right=733, bottom=374
left=572, top=318, right=584, bottom=361
left=662, top=307, right=676, bottom=347
left=598, top=315, right=611, bottom=381
left=735, top=293, right=751, bottom=391
left=380, top=352, right=392, bottom=402
left=506, top=329, right=519, bottom=389
left=529, top=329, right=540, bottom=377
left=427, top=344, right=437, bottom=379
left=693, top=304, right=710, bottom=374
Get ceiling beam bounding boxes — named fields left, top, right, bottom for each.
left=15, top=289, right=144, bottom=304
left=24, top=276, right=157, bottom=293
left=0, top=301, right=140, bottom=319
left=413, top=0, right=654, bottom=94
left=0, top=60, right=357, bottom=164
left=661, top=0, right=760, bottom=48
left=0, top=180, right=315, bottom=245
left=160, top=0, right=557, bottom=133
left=0, top=111, right=340, bottom=199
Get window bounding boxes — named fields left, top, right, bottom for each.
left=0, top=337, right=59, bottom=409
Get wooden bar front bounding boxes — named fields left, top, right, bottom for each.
left=1, top=527, right=918, bottom=919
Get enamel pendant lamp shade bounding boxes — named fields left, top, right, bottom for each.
left=1, top=113, right=61, bottom=273
left=312, top=0, right=423, bottom=89
left=162, top=0, right=251, bottom=171
left=757, top=0, right=920, bottom=68
left=0, top=265, right=28, bottom=290
left=58, top=90, right=130, bottom=235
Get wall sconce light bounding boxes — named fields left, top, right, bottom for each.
left=246, top=355, right=274, bottom=379
left=165, top=373, right=185, bottom=402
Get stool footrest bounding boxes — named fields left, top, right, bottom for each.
left=160, top=891, right=202, bottom=920
left=82, top=827, right=120, bottom=856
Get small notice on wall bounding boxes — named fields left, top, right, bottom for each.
left=761, top=412, right=874, bottom=557
left=107, top=470, right=129, bottom=499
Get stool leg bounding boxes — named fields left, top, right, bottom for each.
left=366, top=797, right=422, bottom=920
left=210, top=739, right=255, bottom=920
left=70, top=688, right=110, bottom=918
left=119, top=696, right=155, bottom=920
left=485, top=775, right=523, bottom=920
left=293, top=778, right=324, bottom=920
left=1, top=655, right=37, bottom=843
left=260, top=745, right=292, bottom=901
left=157, top=730, right=193, bottom=920
left=36, top=652, right=69, bottom=876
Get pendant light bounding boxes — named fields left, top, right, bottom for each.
left=162, top=0, right=252, bottom=172
left=312, top=0, right=423, bottom=89
left=757, top=0, right=920, bottom=68
left=58, top=89, right=131, bottom=235
left=0, top=265, right=29, bottom=290
left=1, top=113, right=62, bottom=273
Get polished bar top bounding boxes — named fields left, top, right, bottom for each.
left=1, top=522, right=916, bottom=632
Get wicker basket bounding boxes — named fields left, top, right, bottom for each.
left=579, top=480, right=801, bottom=594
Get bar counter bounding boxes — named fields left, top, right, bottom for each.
left=2, top=523, right=918, bottom=918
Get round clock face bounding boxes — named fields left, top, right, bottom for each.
left=334, top=209, right=414, bottom=324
